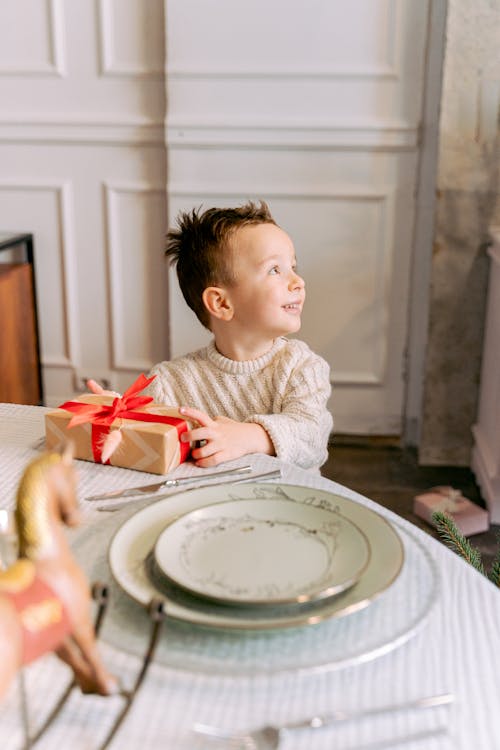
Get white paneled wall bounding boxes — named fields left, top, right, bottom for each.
left=166, top=0, right=429, bottom=433
left=0, top=0, right=168, bottom=405
left=0, top=1, right=432, bottom=434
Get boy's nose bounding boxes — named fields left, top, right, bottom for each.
left=289, top=271, right=305, bottom=290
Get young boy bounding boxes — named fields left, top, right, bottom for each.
left=146, top=201, right=333, bottom=471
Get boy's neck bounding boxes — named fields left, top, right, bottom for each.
left=212, top=334, right=277, bottom=362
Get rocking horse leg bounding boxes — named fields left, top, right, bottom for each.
left=55, top=637, right=99, bottom=693
left=57, top=621, right=119, bottom=696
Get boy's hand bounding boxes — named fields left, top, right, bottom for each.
left=179, top=406, right=274, bottom=467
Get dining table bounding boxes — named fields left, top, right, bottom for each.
left=0, top=401, right=499, bottom=750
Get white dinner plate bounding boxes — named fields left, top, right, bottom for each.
left=108, top=482, right=404, bottom=630
left=153, top=497, right=371, bottom=606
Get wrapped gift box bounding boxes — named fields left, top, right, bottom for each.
left=45, top=377, right=191, bottom=475
left=413, top=486, right=489, bottom=537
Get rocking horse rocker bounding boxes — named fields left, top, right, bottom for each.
left=0, top=447, right=168, bottom=749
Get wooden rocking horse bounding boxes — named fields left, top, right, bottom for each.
left=0, top=447, right=118, bottom=700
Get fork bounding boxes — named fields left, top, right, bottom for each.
left=192, top=693, right=453, bottom=749
left=193, top=725, right=448, bottom=749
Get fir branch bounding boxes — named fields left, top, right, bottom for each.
left=488, top=530, right=500, bottom=587
left=488, top=560, right=500, bottom=587
left=432, top=511, right=486, bottom=576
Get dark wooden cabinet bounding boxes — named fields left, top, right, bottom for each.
left=0, top=233, right=43, bottom=405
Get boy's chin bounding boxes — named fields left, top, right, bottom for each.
left=280, top=320, right=301, bottom=336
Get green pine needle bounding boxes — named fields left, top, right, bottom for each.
left=489, top=560, right=500, bottom=587
left=432, top=511, right=486, bottom=576
left=488, top=530, right=500, bottom=587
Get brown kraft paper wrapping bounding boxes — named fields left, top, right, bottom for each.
left=45, top=394, right=190, bottom=475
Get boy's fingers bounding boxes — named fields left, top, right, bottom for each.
left=190, top=441, right=212, bottom=458
left=180, top=429, right=209, bottom=444
left=179, top=406, right=213, bottom=426
left=86, top=379, right=121, bottom=397
left=193, top=452, right=224, bottom=468
left=87, top=378, right=104, bottom=394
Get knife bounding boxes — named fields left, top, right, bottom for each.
left=86, top=465, right=278, bottom=502
left=93, top=468, right=282, bottom=511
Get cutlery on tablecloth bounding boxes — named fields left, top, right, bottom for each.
left=86, top=464, right=254, bottom=501
left=192, top=693, right=454, bottom=749
left=89, top=467, right=282, bottom=508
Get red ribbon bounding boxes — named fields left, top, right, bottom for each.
left=58, top=374, right=190, bottom=464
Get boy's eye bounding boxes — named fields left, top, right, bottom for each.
left=269, top=265, right=280, bottom=275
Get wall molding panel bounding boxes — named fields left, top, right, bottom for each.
left=0, top=0, right=66, bottom=77
left=167, top=121, right=418, bottom=151
left=104, top=181, right=167, bottom=372
left=169, top=187, right=394, bottom=388
left=168, top=185, right=391, bottom=202
left=167, top=66, right=398, bottom=80
left=167, top=0, right=400, bottom=81
left=0, top=179, right=79, bottom=370
left=97, top=0, right=164, bottom=78
left=0, top=120, right=164, bottom=146
left=0, top=118, right=414, bottom=151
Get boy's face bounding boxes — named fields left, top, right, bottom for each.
left=226, top=223, right=305, bottom=341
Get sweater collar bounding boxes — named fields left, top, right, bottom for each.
left=206, top=337, right=287, bottom=374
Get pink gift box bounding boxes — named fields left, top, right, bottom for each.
left=413, top=486, right=489, bottom=537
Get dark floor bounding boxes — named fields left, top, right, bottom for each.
left=321, top=436, right=499, bottom=572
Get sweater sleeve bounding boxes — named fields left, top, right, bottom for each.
left=245, top=352, right=333, bottom=470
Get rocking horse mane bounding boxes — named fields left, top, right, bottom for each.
left=15, top=452, right=68, bottom=560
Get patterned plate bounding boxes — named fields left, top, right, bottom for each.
left=153, top=497, right=370, bottom=606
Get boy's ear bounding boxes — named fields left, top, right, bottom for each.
left=202, top=286, right=234, bottom=321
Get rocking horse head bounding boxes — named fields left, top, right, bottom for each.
left=0, top=446, right=117, bottom=700
left=15, top=445, right=80, bottom=561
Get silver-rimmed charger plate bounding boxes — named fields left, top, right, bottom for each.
left=72, top=482, right=438, bottom=676
left=153, top=497, right=371, bottom=606
left=108, top=482, right=404, bottom=630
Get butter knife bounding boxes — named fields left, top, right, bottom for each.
left=95, top=469, right=281, bottom=513
left=86, top=465, right=268, bottom=502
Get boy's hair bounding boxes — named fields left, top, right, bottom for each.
left=166, top=200, right=276, bottom=329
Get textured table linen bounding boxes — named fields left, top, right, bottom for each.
left=0, top=403, right=499, bottom=750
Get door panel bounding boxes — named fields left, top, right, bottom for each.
left=166, top=0, right=429, bottom=434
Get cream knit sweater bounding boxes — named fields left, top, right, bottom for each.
left=146, top=337, right=333, bottom=470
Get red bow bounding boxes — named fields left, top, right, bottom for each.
left=58, top=374, right=190, bottom=465
left=59, top=373, right=156, bottom=428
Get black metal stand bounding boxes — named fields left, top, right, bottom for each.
left=19, top=585, right=167, bottom=750
left=97, top=597, right=167, bottom=750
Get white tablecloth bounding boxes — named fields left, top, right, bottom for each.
left=0, top=403, right=499, bottom=750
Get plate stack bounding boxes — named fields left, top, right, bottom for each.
left=109, top=483, right=404, bottom=631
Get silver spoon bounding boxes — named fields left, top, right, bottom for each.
left=193, top=693, right=453, bottom=749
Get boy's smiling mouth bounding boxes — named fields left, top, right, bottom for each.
left=283, top=302, right=302, bottom=312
